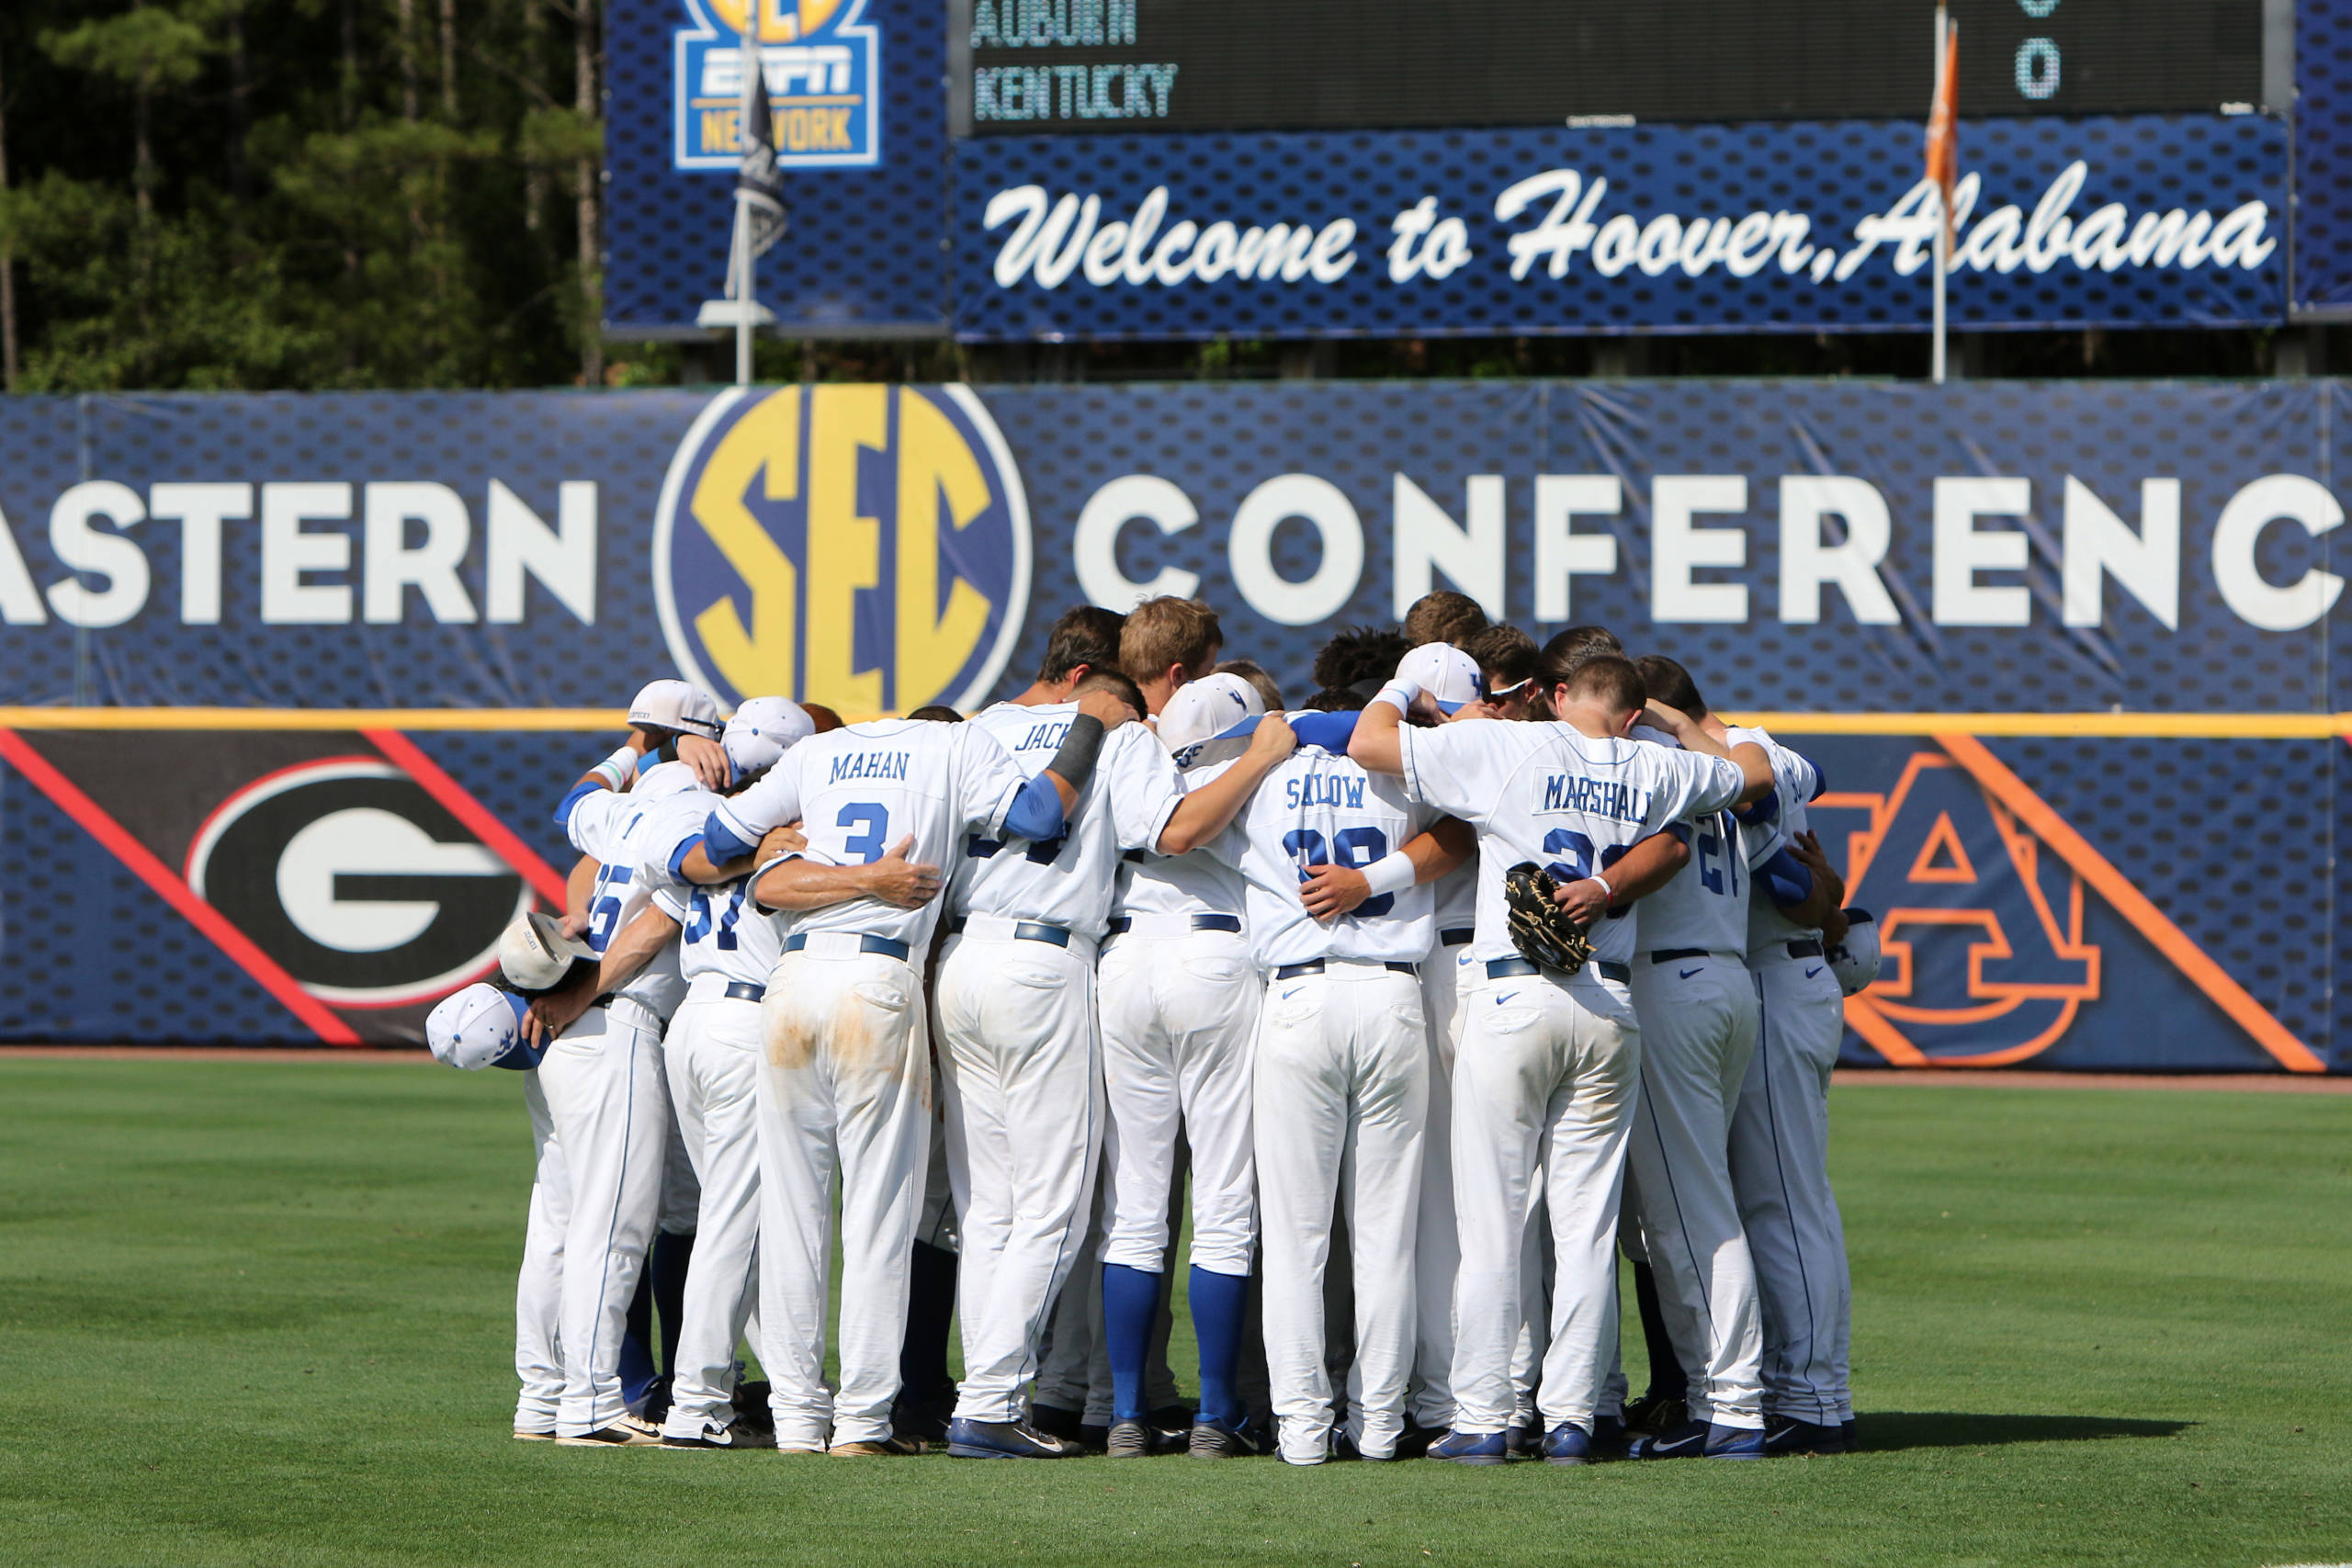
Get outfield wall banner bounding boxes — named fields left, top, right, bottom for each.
left=0, top=383, right=2345, bottom=1070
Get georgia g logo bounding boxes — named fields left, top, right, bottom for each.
left=652, top=385, right=1032, bottom=716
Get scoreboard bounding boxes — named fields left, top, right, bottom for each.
left=959, top=0, right=2266, bottom=132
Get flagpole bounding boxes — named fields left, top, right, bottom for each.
left=736, top=27, right=757, bottom=387
left=1931, top=4, right=1949, bottom=386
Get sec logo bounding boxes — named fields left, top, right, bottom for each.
left=186, top=759, right=530, bottom=1008
left=652, top=384, right=1031, bottom=716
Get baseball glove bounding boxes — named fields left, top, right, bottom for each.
left=1503, top=861, right=1595, bottom=976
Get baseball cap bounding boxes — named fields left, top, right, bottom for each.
left=1396, top=642, right=1484, bottom=715
left=1157, top=672, right=1264, bottom=769
left=723, top=696, right=816, bottom=782
left=1826, top=908, right=1882, bottom=998
left=628, top=679, right=723, bottom=739
left=498, top=910, right=595, bottom=992
left=426, top=983, right=538, bottom=1070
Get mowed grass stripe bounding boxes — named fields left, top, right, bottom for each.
left=0, top=1060, right=2345, bottom=1567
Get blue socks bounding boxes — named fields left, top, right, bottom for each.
left=1189, top=1265, right=1249, bottom=1429
left=1102, top=1263, right=1164, bottom=1422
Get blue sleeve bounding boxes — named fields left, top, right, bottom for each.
left=1287, top=708, right=1362, bottom=753
left=552, top=780, right=600, bottom=831
left=704, top=809, right=759, bottom=863
left=668, top=836, right=706, bottom=878
left=1002, top=772, right=1069, bottom=841
left=1759, top=846, right=1814, bottom=908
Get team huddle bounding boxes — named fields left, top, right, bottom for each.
left=426, top=591, right=1882, bottom=1465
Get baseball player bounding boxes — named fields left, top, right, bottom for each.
left=701, top=694, right=1117, bottom=1455
left=939, top=666, right=1296, bottom=1461
left=1196, top=687, right=1471, bottom=1465
left=1120, top=595, right=1224, bottom=715
left=1723, top=719, right=1859, bottom=1457
left=638, top=696, right=819, bottom=1449
left=1400, top=589, right=1489, bottom=650
left=1349, top=650, right=1773, bottom=1464
left=424, top=983, right=556, bottom=1439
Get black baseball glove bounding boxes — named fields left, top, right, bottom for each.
left=1503, top=861, right=1595, bottom=976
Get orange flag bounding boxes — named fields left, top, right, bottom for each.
left=1925, top=12, right=1961, bottom=245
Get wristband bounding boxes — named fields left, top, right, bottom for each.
left=591, top=744, right=639, bottom=792
left=1361, top=849, right=1417, bottom=898
left=1373, top=679, right=1420, bottom=717
left=1046, top=713, right=1108, bottom=793
left=1588, top=873, right=1613, bottom=901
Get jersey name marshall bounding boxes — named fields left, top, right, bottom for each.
left=1538, top=773, right=1650, bottom=823
left=829, top=749, right=912, bottom=784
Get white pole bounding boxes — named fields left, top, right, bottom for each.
left=1931, top=6, right=1949, bottom=386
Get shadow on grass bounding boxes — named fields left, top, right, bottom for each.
left=1860, top=1412, right=2191, bottom=1450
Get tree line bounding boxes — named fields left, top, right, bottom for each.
left=0, top=0, right=611, bottom=392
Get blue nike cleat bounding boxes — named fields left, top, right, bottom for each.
left=1541, top=1422, right=1594, bottom=1466
left=944, top=1417, right=1082, bottom=1459
left=1425, top=1428, right=1511, bottom=1465
left=1627, top=1418, right=1768, bottom=1460
left=1764, top=1417, right=1851, bottom=1456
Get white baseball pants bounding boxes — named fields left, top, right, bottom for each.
left=1098, top=929, right=1260, bottom=1277
left=1254, top=962, right=1429, bottom=1463
left=934, top=931, right=1103, bottom=1425
left=754, top=944, right=932, bottom=1449
left=1408, top=942, right=1471, bottom=1428
left=535, top=998, right=671, bottom=1436
left=1732, top=954, right=1853, bottom=1425
left=514, top=1069, right=568, bottom=1434
left=1625, top=953, right=1766, bottom=1429
left=1448, top=968, right=1639, bottom=1435
left=659, top=987, right=764, bottom=1440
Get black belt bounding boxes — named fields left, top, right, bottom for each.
left=1105, top=914, right=1243, bottom=934
left=1274, top=959, right=1419, bottom=981
left=1486, top=957, right=1632, bottom=984
left=1440, top=927, right=1475, bottom=946
left=784, top=932, right=911, bottom=962
left=721, top=981, right=765, bottom=1003
left=1786, top=939, right=1825, bottom=959
left=1649, top=948, right=1708, bottom=964
left=948, top=918, right=1074, bottom=948
left=588, top=994, right=615, bottom=1009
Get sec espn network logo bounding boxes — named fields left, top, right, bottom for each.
left=653, top=385, right=1031, bottom=716
left=673, top=0, right=881, bottom=169
left=187, top=759, right=530, bottom=1009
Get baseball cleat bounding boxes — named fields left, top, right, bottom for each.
left=661, top=1420, right=776, bottom=1450
left=944, top=1417, right=1084, bottom=1459
left=1394, top=1420, right=1442, bottom=1459
left=556, top=1414, right=662, bottom=1447
left=1424, top=1428, right=1511, bottom=1466
left=891, top=1393, right=956, bottom=1445
left=1590, top=1414, right=1627, bottom=1455
left=1541, top=1422, right=1595, bottom=1466
left=1763, top=1418, right=1851, bottom=1457
left=828, top=1436, right=925, bottom=1456
left=1106, top=1419, right=1154, bottom=1458
left=1030, top=1403, right=1085, bottom=1442
left=513, top=1427, right=557, bottom=1442
left=1621, top=1393, right=1689, bottom=1438
left=1148, top=1404, right=1195, bottom=1450
left=1189, top=1417, right=1261, bottom=1459
left=1504, top=1421, right=1541, bottom=1457
left=1627, top=1419, right=1767, bottom=1460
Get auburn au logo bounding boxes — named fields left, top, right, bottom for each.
left=1821, top=751, right=2101, bottom=1067
left=652, top=385, right=1031, bottom=715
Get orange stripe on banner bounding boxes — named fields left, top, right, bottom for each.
left=1933, top=732, right=2325, bottom=1075
left=0, top=729, right=362, bottom=1045
left=363, top=729, right=569, bottom=908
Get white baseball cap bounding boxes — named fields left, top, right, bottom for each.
left=1157, top=672, right=1264, bottom=769
left=628, top=679, right=722, bottom=739
left=1396, top=642, right=1484, bottom=715
left=426, top=983, right=537, bottom=1070
left=497, top=910, right=595, bottom=992
left=723, top=696, right=816, bottom=782
left=1827, top=908, right=1882, bottom=998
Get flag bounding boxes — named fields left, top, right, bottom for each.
left=729, top=35, right=787, bottom=295
left=1924, top=10, right=1960, bottom=245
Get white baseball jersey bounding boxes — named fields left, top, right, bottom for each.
left=1726, top=726, right=1826, bottom=954
left=1116, top=755, right=1250, bottom=920
left=951, top=702, right=1186, bottom=938
left=709, top=718, right=1029, bottom=953
left=1431, top=863, right=1478, bottom=939
left=564, top=770, right=692, bottom=1020
left=1397, top=720, right=1747, bottom=967
left=1626, top=727, right=1750, bottom=956
left=639, top=784, right=788, bottom=987
left=1204, top=748, right=1440, bottom=970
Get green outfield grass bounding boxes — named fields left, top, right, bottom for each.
left=0, top=1059, right=2345, bottom=1568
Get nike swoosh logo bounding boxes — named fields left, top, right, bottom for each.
left=1805, top=965, right=1824, bottom=978
left=1495, top=991, right=1518, bottom=1005
left=1282, top=987, right=1302, bottom=1001
left=1678, top=966, right=1702, bottom=979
